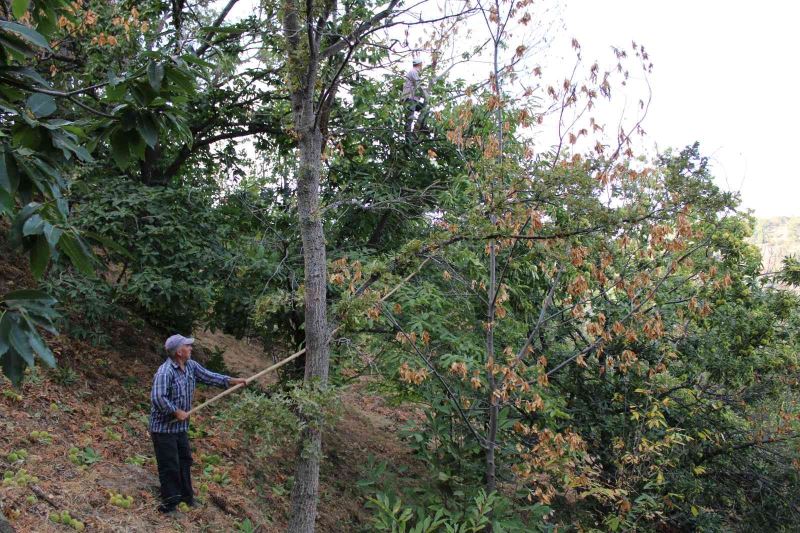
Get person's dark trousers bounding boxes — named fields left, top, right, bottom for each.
left=151, top=432, right=194, bottom=509
left=404, top=98, right=424, bottom=134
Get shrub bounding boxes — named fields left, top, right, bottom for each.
left=220, top=383, right=342, bottom=458
left=71, top=177, right=231, bottom=331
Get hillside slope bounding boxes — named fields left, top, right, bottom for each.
left=752, top=216, right=800, bottom=273
left=0, top=241, right=420, bottom=532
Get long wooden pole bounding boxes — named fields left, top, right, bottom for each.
left=185, top=258, right=430, bottom=416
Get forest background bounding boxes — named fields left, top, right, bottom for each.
left=2, top=0, right=800, bottom=531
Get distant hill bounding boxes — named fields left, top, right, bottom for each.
left=752, top=217, right=800, bottom=273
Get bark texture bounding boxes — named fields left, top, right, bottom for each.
left=279, top=0, right=401, bottom=528
left=283, top=2, right=328, bottom=529
left=287, top=126, right=328, bottom=533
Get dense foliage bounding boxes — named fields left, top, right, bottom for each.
left=2, top=0, right=799, bottom=531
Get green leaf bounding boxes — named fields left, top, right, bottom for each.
left=36, top=4, right=58, bottom=37
left=58, top=234, right=96, bottom=277
left=137, top=113, right=158, bottom=148
left=26, top=328, right=55, bottom=368
left=3, top=289, right=55, bottom=303
left=0, top=311, right=9, bottom=358
left=51, top=130, right=93, bottom=162
left=181, top=54, right=214, bottom=69
left=1, top=346, right=26, bottom=386
left=147, top=61, right=165, bottom=92
left=165, top=66, right=195, bottom=94
left=22, top=213, right=44, bottom=235
left=3, top=66, right=51, bottom=88
left=105, top=82, right=127, bottom=101
left=0, top=148, right=20, bottom=194
left=9, top=203, right=40, bottom=246
left=129, top=130, right=146, bottom=160
left=0, top=34, right=36, bottom=58
left=82, top=230, right=132, bottom=259
left=41, top=119, right=74, bottom=129
left=8, top=321, right=33, bottom=366
left=30, top=234, right=49, bottom=279
left=12, top=125, right=41, bottom=150
left=110, top=129, right=130, bottom=169
left=44, top=223, right=62, bottom=249
left=0, top=188, right=12, bottom=216
left=11, top=0, right=30, bottom=20
left=0, top=21, right=52, bottom=51
left=27, top=93, right=56, bottom=118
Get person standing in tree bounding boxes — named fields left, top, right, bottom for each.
left=402, top=58, right=427, bottom=135
left=149, top=334, right=247, bottom=514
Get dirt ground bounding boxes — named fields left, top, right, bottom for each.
left=0, top=236, right=423, bottom=532
left=0, top=327, right=423, bottom=532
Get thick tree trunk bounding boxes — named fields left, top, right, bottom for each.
left=287, top=91, right=329, bottom=531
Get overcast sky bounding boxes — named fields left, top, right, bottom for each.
left=559, top=0, right=799, bottom=217
left=227, top=0, right=798, bottom=217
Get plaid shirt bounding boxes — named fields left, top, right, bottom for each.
left=149, top=358, right=230, bottom=433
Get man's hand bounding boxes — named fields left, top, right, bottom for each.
left=174, top=409, right=190, bottom=421
left=229, top=378, right=247, bottom=387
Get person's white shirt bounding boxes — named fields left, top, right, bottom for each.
left=402, top=66, right=422, bottom=101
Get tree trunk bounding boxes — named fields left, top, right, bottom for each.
left=287, top=77, right=329, bottom=532
left=486, top=238, right=498, bottom=496
left=485, top=13, right=504, bottom=525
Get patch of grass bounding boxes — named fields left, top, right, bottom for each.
left=188, top=423, right=210, bottom=439
left=202, top=464, right=230, bottom=485
left=235, top=518, right=257, bottom=532
left=52, top=366, right=79, bottom=386
left=124, top=454, right=150, bottom=466
left=2, top=389, right=22, bottom=402
left=104, top=427, right=122, bottom=441
left=199, top=453, right=222, bottom=466
left=68, top=446, right=101, bottom=468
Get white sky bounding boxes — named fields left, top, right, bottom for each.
left=559, top=0, right=800, bottom=217
left=225, top=0, right=799, bottom=217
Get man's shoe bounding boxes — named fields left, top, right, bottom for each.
left=158, top=503, right=177, bottom=515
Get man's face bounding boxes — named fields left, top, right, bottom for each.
left=175, top=343, right=192, bottom=363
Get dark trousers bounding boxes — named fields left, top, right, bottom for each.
left=151, top=432, right=193, bottom=507
left=404, top=98, right=425, bottom=133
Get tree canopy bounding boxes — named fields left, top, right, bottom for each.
left=2, top=0, right=799, bottom=531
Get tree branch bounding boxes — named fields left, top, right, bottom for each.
left=319, top=0, right=402, bottom=59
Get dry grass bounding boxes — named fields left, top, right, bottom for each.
left=0, top=327, right=423, bottom=532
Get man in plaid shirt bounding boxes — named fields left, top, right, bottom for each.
left=150, top=334, right=246, bottom=513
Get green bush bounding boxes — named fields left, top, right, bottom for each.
left=71, top=177, right=231, bottom=331
left=44, top=271, right=117, bottom=346
left=204, top=347, right=229, bottom=374
left=366, top=489, right=544, bottom=533
left=221, top=383, right=341, bottom=458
